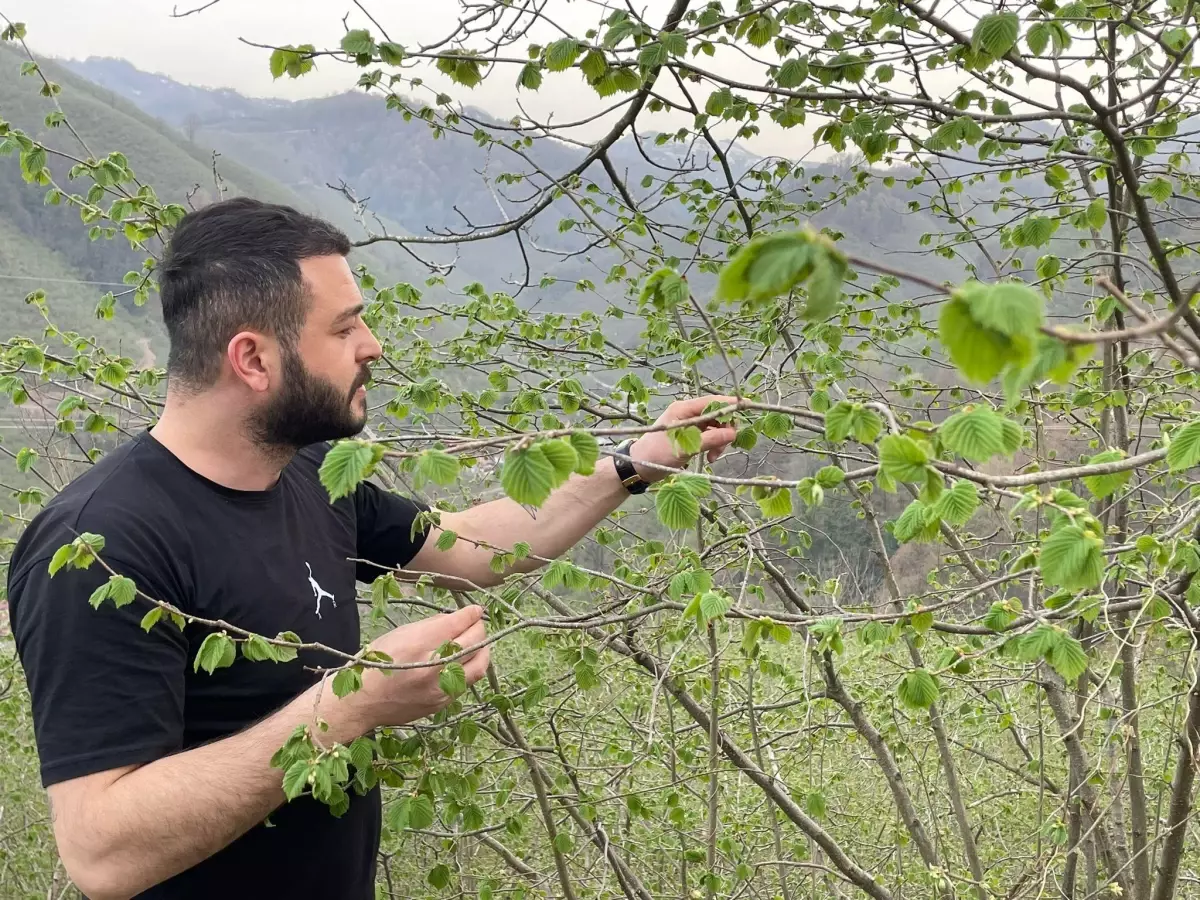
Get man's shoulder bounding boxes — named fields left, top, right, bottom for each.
left=7, top=434, right=177, bottom=587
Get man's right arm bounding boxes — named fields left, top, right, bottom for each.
left=44, top=603, right=488, bottom=900
left=47, top=679, right=367, bottom=900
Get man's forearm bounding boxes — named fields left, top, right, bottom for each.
left=436, top=456, right=630, bottom=586
left=54, top=681, right=366, bottom=900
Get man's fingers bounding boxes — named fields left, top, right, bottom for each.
left=423, top=603, right=485, bottom=644
left=700, top=424, right=737, bottom=451
left=454, top=621, right=488, bottom=657
left=666, top=394, right=740, bottom=420
left=463, top=646, right=491, bottom=684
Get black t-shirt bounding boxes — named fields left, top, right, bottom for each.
left=7, top=430, right=430, bottom=899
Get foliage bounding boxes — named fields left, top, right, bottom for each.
left=3, top=1, right=1200, bottom=899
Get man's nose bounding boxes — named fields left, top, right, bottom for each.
left=360, top=327, right=383, bottom=362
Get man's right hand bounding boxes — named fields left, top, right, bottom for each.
left=339, top=604, right=490, bottom=732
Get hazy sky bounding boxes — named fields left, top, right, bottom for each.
left=16, top=0, right=821, bottom=159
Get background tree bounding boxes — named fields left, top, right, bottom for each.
left=2, top=0, right=1200, bottom=897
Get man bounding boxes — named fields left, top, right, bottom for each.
left=7, top=197, right=737, bottom=899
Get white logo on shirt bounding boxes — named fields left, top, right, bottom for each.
left=306, top=562, right=336, bottom=619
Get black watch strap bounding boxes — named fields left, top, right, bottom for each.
left=613, top=439, right=649, bottom=494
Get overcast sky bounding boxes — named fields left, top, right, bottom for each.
left=16, top=0, right=823, bottom=159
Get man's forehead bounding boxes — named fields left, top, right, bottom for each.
left=299, top=255, right=361, bottom=315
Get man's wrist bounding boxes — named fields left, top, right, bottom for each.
left=612, top=439, right=650, bottom=494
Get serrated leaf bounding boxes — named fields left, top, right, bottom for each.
left=580, top=48, right=607, bottom=80
left=1081, top=449, right=1132, bottom=499
left=669, top=425, right=704, bottom=456
left=502, top=445, right=555, bottom=506
left=409, top=794, right=435, bottom=829
left=333, top=667, right=363, bottom=698
left=435, top=530, right=458, bottom=552
left=341, top=28, right=374, bottom=56
left=717, top=231, right=815, bottom=306
left=756, top=486, right=794, bottom=518
left=893, top=500, right=932, bottom=543
left=897, top=668, right=939, bottom=709
left=539, top=439, right=578, bottom=487
left=1085, top=197, right=1108, bottom=230
left=439, top=661, right=468, bottom=697
left=973, top=11, right=1019, bottom=56
left=931, top=480, right=979, bottom=526
left=1139, top=176, right=1173, bottom=204
left=320, top=440, right=383, bottom=501
left=939, top=296, right=1011, bottom=384
left=562, top=431, right=597, bottom=475
left=1011, top=216, right=1057, bottom=248
left=879, top=434, right=929, bottom=482
left=1168, top=421, right=1200, bottom=472
left=656, top=480, right=700, bottom=529
left=194, top=632, right=236, bottom=675
left=140, top=607, right=163, bottom=632
left=545, top=38, right=581, bottom=71
left=517, top=62, right=543, bottom=90
left=283, top=759, right=313, bottom=801
left=941, top=406, right=1007, bottom=462
left=760, top=411, right=793, bottom=440
left=107, top=575, right=136, bottom=608
left=973, top=282, right=1045, bottom=338
left=1048, top=633, right=1088, bottom=680
left=825, top=402, right=855, bottom=442
left=416, top=449, right=460, bottom=487
left=816, top=465, right=845, bottom=488
left=428, top=863, right=452, bottom=890
left=698, top=590, right=730, bottom=624
left=1040, top=524, right=1105, bottom=591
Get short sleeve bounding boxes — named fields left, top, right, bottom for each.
left=9, top=552, right=188, bottom=788
left=352, top=479, right=431, bottom=582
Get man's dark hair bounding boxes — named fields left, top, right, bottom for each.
left=158, top=196, right=351, bottom=388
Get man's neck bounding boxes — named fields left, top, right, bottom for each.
left=149, top=391, right=292, bottom=492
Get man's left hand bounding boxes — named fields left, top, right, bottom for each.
left=628, top=395, right=740, bottom=484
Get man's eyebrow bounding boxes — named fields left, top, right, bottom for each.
left=333, top=303, right=365, bottom=325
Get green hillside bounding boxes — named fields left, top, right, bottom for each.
left=0, top=45, right=428, bottom=358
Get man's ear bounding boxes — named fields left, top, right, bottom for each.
left=226, top=331, right=276, bottom=394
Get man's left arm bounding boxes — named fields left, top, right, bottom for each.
left=407, top=396, right=738, bottom=589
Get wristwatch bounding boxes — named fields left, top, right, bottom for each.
left=613, top=439, right=650, bottom=494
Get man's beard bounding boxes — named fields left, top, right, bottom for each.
left=249, top=347, right=371, bottom=450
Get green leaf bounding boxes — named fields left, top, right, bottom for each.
left=568, top=431, right=599, bottom=475
left=409, top=794, right=435, bottom=829
left=931, top=480, right=979, bottom=526
left=502, top=445, right=555, bottom=506
left=1081, top=449, right=1132, bottom=499
left=1040, top=524, right=1105, bottom=591
left=804, top=250, right=847, bottom=319
left=1011, top=216, right=1058, bottom=248
left=378, top=41, right=405, bottom=65
left=539, top=439, right=579, bottom=487
left=15, top=447, right=37, bottom=472
left=435, top=530, right=459, bottom=553
left=853, top=408, right=883, bottom=443
left=282, top=759, right=313, bottom=800
left=517, top=63, right=543, bottom=90
left=320, top=440, right=384, bottom=501
left=698, top=590, right=730, bottom=625
left=428, top=863, right=452, bottom=890
left=760, top=411, right=793, bottom=440
left=580, top=49, right=607, bottom=80
left=939, top=297, right=1011, bottom=384
left=940, top=406, right=1007, bottom=462
left=340, top=29, right=375, bottom=56
left=1168, top=421, right=1200, bottom=472
left=1047, top=633, right=1088, bottom=680
left=1139, top=176, right=1173, bottom=204
left=893, top=500, right=940, bottom=543
left=416, top=449, right=460, bottom=487
left=545, top=38, right=581, bottom=72
left=656, top=479, right=700, bottom=530
left=755, top=486, right=794, bottom=518
left=140, top=607, right=163, bottom=632
left=816, top=465, right=845, bottom=488
left=717, top=231, right=818, bottom=306
left=973, top=282, right=1045, bottom=338
left=107, top=575, right=136, bottom=608
left=669, top=425, right=704, bottom=456
left=1085, top=197, right=1108, bottom=230
left=825, top=402, right=855, bottom=442
left=776, top=57, right=809, bottom=87
left=972, top=11, right=1019, bottom=56
left=1026, top=21, right=1050, bottom=55
left=879, top=434, right=929, bottom=482
left=897, top=668, right=940, bottom=709
left=194, top=632, right=237, bottom=675
left=439, top=661, right=468, bottom=697
left=553, top=831, right=574, bottom=853
left=333, top=668, right=363, bottom=698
